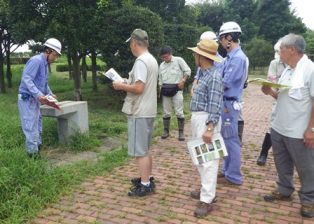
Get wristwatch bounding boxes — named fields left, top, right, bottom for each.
left=311, top=127, right=314, bottom=132
left=207, top=127, right=213, bottom=132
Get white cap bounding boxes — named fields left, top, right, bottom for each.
left=219, top=21, right=242, bottom=36
left=43, top=38, right=62, bottom=55
left=200, top=31, right=217, bottom=41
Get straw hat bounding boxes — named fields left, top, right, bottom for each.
left=188, top=39, right=221, bottom=62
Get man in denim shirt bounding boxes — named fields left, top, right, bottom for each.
left=218, top=22, right=248, bottom=185
left=18, top=38, right=61, bottom=157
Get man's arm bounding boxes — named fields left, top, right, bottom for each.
left=304, top=99, right=314, bottom=148
left=112, top=80, right=145, bottom=95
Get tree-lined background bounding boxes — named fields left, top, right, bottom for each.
left=1, top=0, right=314, bottom=98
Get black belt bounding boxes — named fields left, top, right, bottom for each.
left=223, top=96, right=237, bottom=101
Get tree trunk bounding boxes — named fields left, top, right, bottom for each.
left=72, top=53, right=82, bottom=101
left=67, top=53, right=73, bottom=80
left=81, top=55, right=87, bottom=82
left=0, top=35, right=6, bottom=93
left=6, top=51, right=12, bottom=88
left=91, top=50, right=98, bottom=92
left=4, top=38, right=12, bottom=88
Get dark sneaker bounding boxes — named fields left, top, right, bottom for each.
left=131, top=177, right=155, bottom=188
left=264, top=191, right=293, bottom=202
left=257, top=154, right=267, bottom=166
left=217, top=177, right=242, bottom=186
left=194, top=201, right=213, bottom=217
left=27, top=152, right=41, bottom=159
left=128, top=183, right=154, bottom=197
left=301, top=204, right=314, bottom=218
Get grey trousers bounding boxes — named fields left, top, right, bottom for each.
left=271, top=128, right=314, bottom=204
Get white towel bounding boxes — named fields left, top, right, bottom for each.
left=290, top=54, right=313, bottom=89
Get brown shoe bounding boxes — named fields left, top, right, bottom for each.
left=194, top=201, right=213, bottom=217
left=264, top=191, right=293, bottom=202
left=217, top=172, right=225, bottom=178
left=217, top=177, right=242, bottom=186
left=301, top=204, right=314, bottom=218
left=190, top=191, right=218, bottom=203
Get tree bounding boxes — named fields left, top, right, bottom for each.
left=304, top=29, right=314, bottom=60
left=97, top=5, right=164, bottom=75
left=46, top=0, right=100, bottom=100
left=255, top=0, right=306, bottom=43
left=134, top=0, right=185, bottom=23
left=245, top=37, right=273, bottom=70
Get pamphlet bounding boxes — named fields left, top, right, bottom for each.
left=187, top=133, right=228, bottom=165
left=248, top=78, right=290, bottom=88
left=101, top=68, right=124, bottom=82
left=45, top=95, right=61, bottom=110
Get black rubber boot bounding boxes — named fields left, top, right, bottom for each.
left=177, top=118, right=185, bottom=141
left=161, top=117, right=170, bottom=139
left=238, top=120, right=244, bottom=143
left=257, top=133, right=272, bottom=166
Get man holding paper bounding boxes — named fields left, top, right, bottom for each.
left=262, top=33, right=314, bottom=218
left=112, top=29, right=158, bottom=197
left=18, top=38, right=62, bottom=158
left=188, top=39, right=223, bottom=217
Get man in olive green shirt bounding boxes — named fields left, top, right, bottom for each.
left=159, top=46, right=191, bottom=141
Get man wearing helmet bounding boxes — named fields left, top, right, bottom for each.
left=18, top=38, right=62, bottom=158
left=217, top=22, right=248, bottom=185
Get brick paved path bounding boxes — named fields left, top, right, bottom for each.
left=33, top=85, right=314, bottom=224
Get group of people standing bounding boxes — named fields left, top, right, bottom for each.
left=17, top=21, right=314, bottom=219
left=111, top=21, right=248, bottom=217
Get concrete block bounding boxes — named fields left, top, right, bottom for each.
left=41, top=101, right=89, bottom=143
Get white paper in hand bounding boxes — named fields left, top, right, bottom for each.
left=103, top=68, right=124, bottom=82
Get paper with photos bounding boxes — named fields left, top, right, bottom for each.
left=102, top=68, right=124, bottom=82
left=187, top=133, right=228, bottom=166
left=248, top=78, right=290, bottom=88
left=45, top=95, right=61, bottom=110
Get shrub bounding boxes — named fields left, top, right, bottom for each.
left=56, top=64, right=105, bottom=72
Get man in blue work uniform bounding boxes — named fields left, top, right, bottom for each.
left=18, top=38, right=62, bottom=158
left=218, top=22, right=248, bottom=185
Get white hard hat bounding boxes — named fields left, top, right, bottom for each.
left=274, top=39, right=282, bottom=51
left=44, top=38, right=62, bottom=55
left=200, top=31, right=217, bottom=41
left=219, top=21, right=242, bottom=36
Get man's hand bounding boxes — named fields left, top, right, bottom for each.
left=304, top=129, right=314, bottom=148
left=177, top=80, right=186, bottom=90
left=38, top=95, right=48, bottom=104
left=112, top=81, right=124, bottom=91
left=202, top=129, right=213, bottom=144
left=261, top=85, right=272, bottom=95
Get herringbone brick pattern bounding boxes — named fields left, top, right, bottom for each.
left=33, top=85, right=314, bottom=224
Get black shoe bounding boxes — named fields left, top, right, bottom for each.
left=128, top=183, right=154, bottom=197
left=257, top=154, right=267, bottom=166
left=27, top=152, right=41, bottom=159
left=131, top=176, right=155, bottom=188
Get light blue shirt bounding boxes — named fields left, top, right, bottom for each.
left=19, top=53, right=52, bottom=99
left=222, top=47, right=247, bottom=101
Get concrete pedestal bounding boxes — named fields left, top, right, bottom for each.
left=40, top=101, right=89, bottom=143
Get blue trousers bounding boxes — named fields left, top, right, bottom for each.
left=221, top=101, right=243, bottom=184
left=18, top=96, right=42, bottom=154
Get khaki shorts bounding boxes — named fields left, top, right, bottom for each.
left=128, top=117, right=154, bottom=157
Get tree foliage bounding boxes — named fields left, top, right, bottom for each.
left=245, top=37, right=273, bottom=69
left=97, top=5, right=164, bottom=75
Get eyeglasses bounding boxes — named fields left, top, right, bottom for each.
left=160, top=54, right=171, bottom=60
left=219, top=35, right=225, bottom=41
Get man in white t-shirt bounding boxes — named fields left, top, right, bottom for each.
left=262, top=33, right=314, bottom=218
left=113, top=29, right=158, bottom=197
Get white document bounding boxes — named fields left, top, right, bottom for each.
left=102, top=68, right=124, bottom=82
left=187, top=133, right=228, bottom=165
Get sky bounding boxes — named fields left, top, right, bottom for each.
left=185, top=0, right=314, bottom=30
